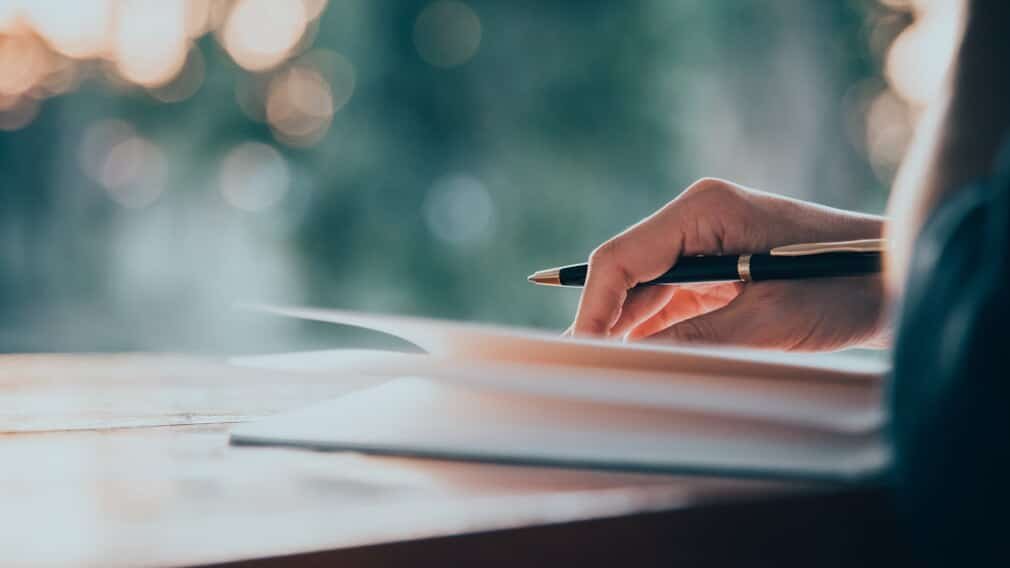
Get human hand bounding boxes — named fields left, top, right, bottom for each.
left=569, top=178, right=889, bottom=351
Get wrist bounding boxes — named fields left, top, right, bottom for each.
left=748, top=190, right=886, bottom=247
left=796, top=207, right=886, bottom=245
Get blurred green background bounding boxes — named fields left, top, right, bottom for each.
left=0, top=0, right=911, bottom=353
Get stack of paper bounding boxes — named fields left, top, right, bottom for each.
left=230, top=306, right=889, bottom=482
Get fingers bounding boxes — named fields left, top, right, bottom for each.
left=571, top=178, right=752, bottom=337
left=626, top=283, right=741, bottom=340
left=572, top=222, right=684, bottom=337
left=571, top=251, right=633, bottom=336
left=626, top=288, right=707, bottom=340
left=608, top=286, right=678, bottom=338
left=640, top=284, right=774, bottom=347
left=642, top=279, right=884, bottom=351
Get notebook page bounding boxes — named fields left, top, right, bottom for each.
left=248, top=304, right=886, bottom=383
left=231, top=377, right=890, bottom=482
left=234, top=349, right=882, bottom=433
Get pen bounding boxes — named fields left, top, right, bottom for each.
left=527, top=239, right=885, bottom=287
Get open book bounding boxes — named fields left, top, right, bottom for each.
left=229, top=306, right=890, bottom=483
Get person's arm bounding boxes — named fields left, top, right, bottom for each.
left=569, top=178, right=888, bottom=351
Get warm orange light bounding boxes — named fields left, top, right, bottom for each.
left=0, top=95, right=38, bottom=131
left=35, top=55, right=81, bottom=97
left=0, top=0, right=333, bottom=133
left=222, top=0, right=308, bottom=72
left=148, top=45, right=205, bottom=103
left=24, top=0, right=112, bottom=59
left=0, top=91, right=17, bottom=111
left=0, top=1, right=24, bottom=33
left=184, top=0, right=211, bottom=38
left=0, top=33, right=50, bottom=96
left=114, top=0, right=189, bottom=87
left=266, top=65, right=335, bottom=147
left=301, top=49, right=355, bottom=111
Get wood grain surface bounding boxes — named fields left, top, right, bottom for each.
left=0, top=354, right=899, bottom=567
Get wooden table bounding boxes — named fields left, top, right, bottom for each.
left=0, top=355, right=903, bottom=567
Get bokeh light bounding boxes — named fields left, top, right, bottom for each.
left=148, top=44, right=205, bottom=103
left=883, top=0, right=961, bottom=108
left=266, top=65, right=336, bottom=147
left=0, top=95, right=37, bottom=131
left=24, top=0, right=112, bottom=59
left=0, top=33, right=50, bottom=96
left=114, top=0, right=189, bottom=87
left=222, top=0, right=308, bottom=72
left=0, top=0, right=956, bottom=352
left=413, top=0, right=482, bottom=68
left=98, top=136, right=167, bottom=209
left=35, top=55, right=82, bottom=97
left=218, top=141, right=291, bottom=212
left=841, top=0, right=963, bottom=183
left=184, top=0, right=212, bottom=38
left=300, top=49, right=355, bottom=111
left=0, top=91, right=16, bottom=110
left=866, top=91, right=913, bottom=164
left=79, top=118, right=136, bottom=181
left=0, top=0, right=332, bottom=132
left=0, top=1, right=21, bottom=33
left=423, top=174, right=495, bottom=245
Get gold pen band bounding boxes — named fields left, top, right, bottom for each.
left=737, top=254, right=752, bottom=282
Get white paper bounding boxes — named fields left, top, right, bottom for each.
left=247, top=304, right=887, bottom=381
left=231, top=377, right=889, bottom=482
left=235, top=349, right=883, bottom=433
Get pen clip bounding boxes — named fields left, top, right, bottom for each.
left=770, top=238, right=887, bottom=257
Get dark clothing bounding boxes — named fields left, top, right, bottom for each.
left=891, top=143, right=1010, bottom=565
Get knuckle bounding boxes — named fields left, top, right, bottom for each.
left=590, top=238, right=639, bottom=289
left=581, top=315, right=614, bottom=334
left=682, top=177, right=738, bottom=202
left=589, top=239, right=621, bottom=266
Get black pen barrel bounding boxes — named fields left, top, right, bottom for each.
left=749, top=252, right=881, bottom=281
left=557, top=256, right=740, bottom=286
left=554, top=251, right=881, bottom=287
